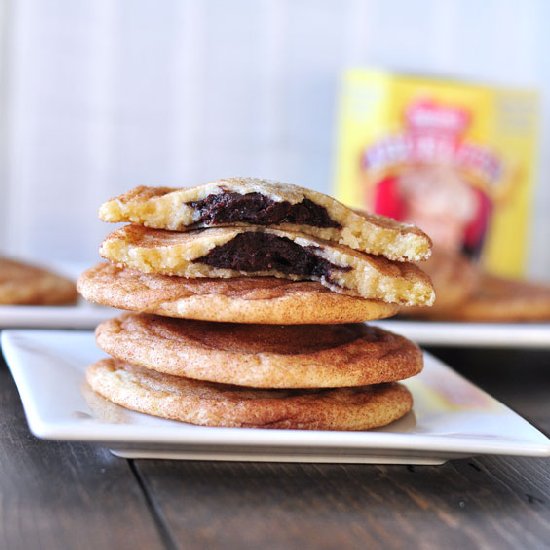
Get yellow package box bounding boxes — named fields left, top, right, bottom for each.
left=334, top=69, right=538, bottom=276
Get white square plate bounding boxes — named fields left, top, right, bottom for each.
left=374, top=320, right=550, bottom=349
left=2, top=330, right=550, bottom=465
left=0, top=261, right=115, bottom=329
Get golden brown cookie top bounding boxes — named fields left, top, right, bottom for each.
left=118, top=314, right=368, bottom=355
left=96, top=313, right=423, bottom=388
left=87, top=358, right=413, bottom=430
left=78, top=263, right=400, bottom=324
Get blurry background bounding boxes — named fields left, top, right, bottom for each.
left=0, top=0, right=549, bottom=278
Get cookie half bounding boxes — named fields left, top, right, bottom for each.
left=78, top=263, right=400, bottom=324
left=0, top=257, right=77, bottom=305
left=429, top=274, right=550, bottom=322
left=86, top=359, right=413, bottom=430
left=96, top=313, right=422, bottom=388
left=99, top=178, right=431, bottom=261
left=100, top=225, right=435, bottom=306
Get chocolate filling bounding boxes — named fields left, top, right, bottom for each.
left=188, top=192, right=340, bottom=228
left=195, top=232, right=350, bottom=282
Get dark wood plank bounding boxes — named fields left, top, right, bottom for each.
left=134, top=457, right=550, bottom=550
left=0, top=358, right=165, bottom=550
left=134, top=349, right=550, bottom=549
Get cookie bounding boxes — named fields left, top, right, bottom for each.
left=86, top=359, right=413, bottom=430
left=100, top=225, right=435, bottom=306
left=400, top=250, right=479, bottom=317
left=0, top=257, right=77, bottom=305
left=96, top=313, right=423, bottom=388
left=78, top=263, right=400, bottom=324
left=431, top=273, right=550, bottom=322
left=98, top=178, right=431, bottom=261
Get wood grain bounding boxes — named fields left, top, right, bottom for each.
left=0, top=359, right=164, bottom=550
left=133, top=456, right=550, bottom=550
left=133, top=348, right=550, bottom=550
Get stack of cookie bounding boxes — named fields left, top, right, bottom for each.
left=78, top=178, right=435, bottom=430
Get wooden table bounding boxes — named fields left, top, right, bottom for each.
left=1, top=346, right=549, bottom=549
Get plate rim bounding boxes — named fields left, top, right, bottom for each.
left=373, top=320, right=550, bottom=348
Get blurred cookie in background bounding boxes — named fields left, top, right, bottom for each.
left=0, top=257, right=77, bottom=305
left=428, top=273, right=550, bottom=323
left=401, top=249, right=550, bottom=323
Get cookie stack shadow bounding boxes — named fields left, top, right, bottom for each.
left=78, top=178, right=435, bottom=430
